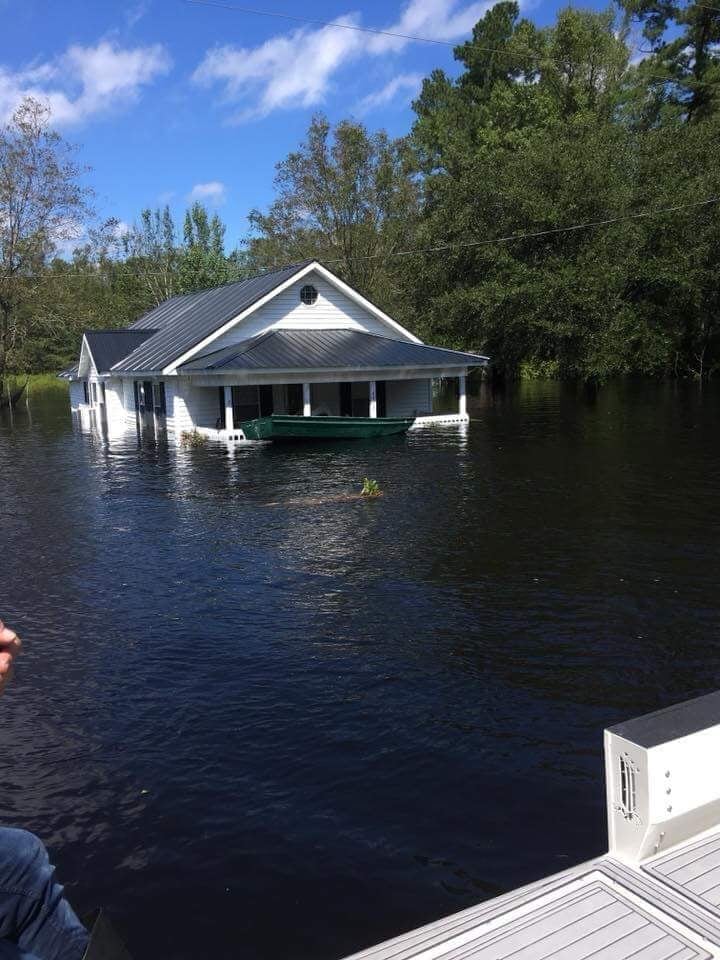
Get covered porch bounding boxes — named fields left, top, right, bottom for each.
left=218, top=376, right=467, bottom=433
left=176, top=374, right=469, bottom=440
left=176, top=327, right=485, bottom=440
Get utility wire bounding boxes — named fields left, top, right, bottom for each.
left=185, top=0, right=718, bottom=85
left=4, top=196, right=718, bottom=282
left=185, top=0, right=456, bottom=45
left=322, top=197, right=720, bottom=262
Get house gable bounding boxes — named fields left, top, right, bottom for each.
left=77, top=336, right=97, bottom=378
left=165, top=262, right=420, bottom=373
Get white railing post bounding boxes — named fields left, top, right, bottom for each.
left=224, top=385, right=234, bottom=432
left=458, top=374, right=467, bottom=419
left=303, top=383, right=312, bottom=417
left=369, top=380, right=377, bottom=418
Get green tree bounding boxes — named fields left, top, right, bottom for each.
left=121, top=206, right=179, bottom=306
left=620, top=0, right=720, bottom=122
left=178, top=202, right=234, bottom=292
left=247, top=115, right=420, bottom=320
left=409, top=4, right=670, bottom=380
left=0, top=97, right=90, bottom=385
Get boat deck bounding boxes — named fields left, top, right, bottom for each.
left=343, top=834, right=720, bottom=960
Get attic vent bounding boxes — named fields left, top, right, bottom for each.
left=619, top=753, right=638, bottom=820
left=300, top=284, right=318, bottom=305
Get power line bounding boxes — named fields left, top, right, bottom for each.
left=323, top=197, right=720, bottom=262
left=4, top=196, right=718, bottom=282
left=185, top=0, right=715, bottom=86
left=185, top=0, right=455, bottom=46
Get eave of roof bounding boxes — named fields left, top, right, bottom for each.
left=180, top=328, right=489, bottom=373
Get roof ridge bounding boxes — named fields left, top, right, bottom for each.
left=85, top=328, right=154, bottom=335
left=188, top=258, right=316, bottom=294
left=189, top=329, right=274, bottom=364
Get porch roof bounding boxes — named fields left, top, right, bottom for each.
left=179, top=329, right=488, bottom=374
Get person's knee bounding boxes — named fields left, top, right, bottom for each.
left=0, top=829, right=51, bottom=897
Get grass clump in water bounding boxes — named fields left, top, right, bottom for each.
left=180, top=429, right=208, bottom=448
left=361, top=477, right=381, bottom=498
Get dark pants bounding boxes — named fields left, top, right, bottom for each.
left=0, top=829, right=88, bottom=960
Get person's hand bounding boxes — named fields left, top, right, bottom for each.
left=0, top=619, right=21, bottom=694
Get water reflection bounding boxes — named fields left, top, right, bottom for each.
left=1, top=381, right=720, bottom=960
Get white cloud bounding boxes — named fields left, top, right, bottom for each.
left=187, top=181, right=227, bottom=205
left=369, top=0, right=495, bottom=53
left=0, top=40, right=171, bottom=126
left=357, top=72, right=424, bottom=113
left=125, top=2, right=149, bottom=29
left=193, top=17, right=361, bottom=121
left=193, top=0, right=494, bottom=120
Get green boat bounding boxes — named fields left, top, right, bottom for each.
left=240, top=414, right=415, bottom=441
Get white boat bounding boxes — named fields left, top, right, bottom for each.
left=342, top=692, right=720, bottom=960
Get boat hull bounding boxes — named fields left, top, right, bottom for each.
left=240, top=414, right=415, bottom=441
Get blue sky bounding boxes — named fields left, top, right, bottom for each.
left=1, top=0, right=606, bottom=251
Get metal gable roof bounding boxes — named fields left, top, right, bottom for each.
left=112, top=261, right=314, bottom=372
left=58, top=363, right=80, bottom=380
left=180, top=329, right=489, bottom=372
left=84, top=330, right=156, bottom=374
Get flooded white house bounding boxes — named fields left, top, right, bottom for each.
left=61, top=260, right=488, bottom=440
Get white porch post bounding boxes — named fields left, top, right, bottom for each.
left=458, top=374, right=467, bottom=419
left=303, top=382, right=312, bottom=417
left=369, top=380, right=377, bottom=418
left=224, top=385, right=234, bottom=432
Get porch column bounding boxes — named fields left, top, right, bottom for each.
left=303, top=382, right=312, bottom=417
left=458, top=374, right=467, bottom=418
left=224, top=385, right=234, bottom=432
left=369, top=380, right=378, bottom=418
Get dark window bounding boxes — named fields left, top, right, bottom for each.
left=133, top=381, right=139, bottom=411
left=232, top=385, right=260, bottom=425
left=286, top=384, right=303, bottom=415
left=155, top=382, right=166, bottom=416
left=218, top=386, right=225, bottom=426
left=339, top=382, right=352, bottom=417
left=258, top=385, right=274, bottom=417
left=351, top=384, right=369, bottom=417
left=143, top=381, right=154, bottom=413
left=377, top=381, right=387, bottom=418
left=300, top=284, right=318, bottom=306
left=83, top=381, right=89, bottom=404
left=101, top=383, right=107, bottom=405
left=91, top=382, right=98, bottom=403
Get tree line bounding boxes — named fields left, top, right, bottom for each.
left=1, top=0, right=718, bottom=384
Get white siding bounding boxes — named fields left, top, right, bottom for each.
left=104, top=379, right=126, bottom=431
left=172, top=380, right=220, bottom=433
left=120, top=379, right=137, bottom=424
left=386, top=379, right=432, bottom=417
left=205, top=271, right=410, bottom=355
left=163, top=380, right=177, bottom=433
left=68, top=380, right=85, bottom=410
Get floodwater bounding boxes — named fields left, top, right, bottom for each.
left=1, top=380, right=719, bottom=960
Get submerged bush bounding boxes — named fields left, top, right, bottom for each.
left=361, top=477, right=381, bottom=497
left=180, top=429, right=208, bottom=448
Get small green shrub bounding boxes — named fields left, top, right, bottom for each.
left=361, top=477, right=381, bottom=497
left=180, top=429, right=208, bottom=448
